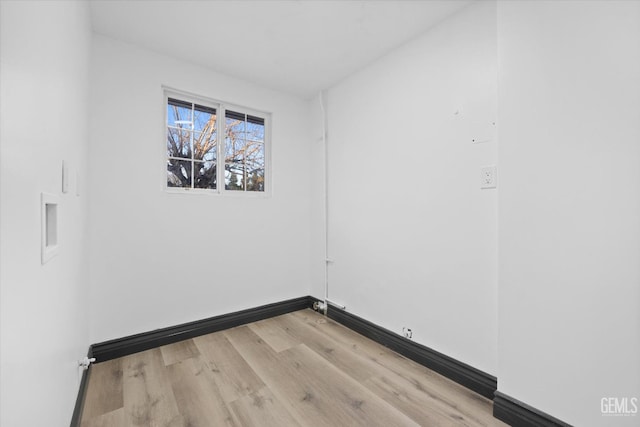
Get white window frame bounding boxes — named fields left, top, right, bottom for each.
left=163, top=87, right=271, bottom=197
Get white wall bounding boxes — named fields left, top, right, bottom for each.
left=319, top=1, right=498, bottom=374
left=88, top=35, right=312, bottom=343
left=497, top=1, right=640, bottom=425
left=0, top=1, right=92, bottom=426
left=309, top=92, right=328, bottom=300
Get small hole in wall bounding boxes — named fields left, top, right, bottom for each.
left=41, top=193, right=60, bottom=264
left=45, top=203, right=58, bottom=247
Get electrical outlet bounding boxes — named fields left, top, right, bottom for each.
left=402, top=327, right=413, bottom=339
left=480, top=165, right=497, bottom=189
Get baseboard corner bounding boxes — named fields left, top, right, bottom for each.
left=69, top=347, right=93, bottom=427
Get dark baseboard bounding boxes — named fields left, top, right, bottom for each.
left=92, top=296, right=317, bottom=362
left=71, top=296, right=571, bottom=427
left=493, top=391, right=572, bottom=427
left=69, top=347, right=93, bottom=427
left=76, top=296, right=570, bottom=427
left=326, top=305, right=497, bottom=399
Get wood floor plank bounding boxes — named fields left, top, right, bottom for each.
left=248, top=317, right=301, bottom=352
left=290, top=309, right=501, bottom=424
left=280, top=343, right=420, bottom=427
left=121, top=348, right=183, bottom=427
left=225, top=325, right=419, bottom=427
left=273, top=312, right=382, bottom=383
left=167, top=357, right=237, bottom=427
left=229, top=386, right=302, bottom=427
left=81, top=358, right=123, bottom=420
left=80, top=407, right=125, bottom=427
left=279, top=312, right=501, bottom=425
left=192, top=331, right=265, bottom=402
left=160, top=339, right=200, bottom=366
left=290, top=309, right=406, bottom=366
left=365, top=374, right=483, bottom=427
left=291, top=309, right=461, bottom=389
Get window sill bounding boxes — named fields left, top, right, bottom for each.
left=164, top=187, right=270, bottom=198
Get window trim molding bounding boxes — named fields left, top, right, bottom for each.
left=162, top=86, right=272, bottom=197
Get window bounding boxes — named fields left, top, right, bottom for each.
left=165, top=91, right=269, bottom=194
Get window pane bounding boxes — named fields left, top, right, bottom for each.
left=225, top=164, right=245, bottom=191
left=193, top=105, right=216, bottom=132
left=224, top=134, right=246, bottom=164
left=194, top=130, right=216, bottom=161
left=194, top=161, right=216, bottom=189
left=246, top=120, right=265, bottom=142
left=246, top=168, right=264, bottom=192
left=226, top=113, right=246, bottom=144
left=167, top=128, right=191, bottom=158
left=167, top=159, right=192, bottom=188
left=246, top=142, right=264, bottom=192
left=167, top=99, right=192, bottom=128
left=245, top=141, right=264, bottom=170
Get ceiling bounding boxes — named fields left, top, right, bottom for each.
left=89, top=0, right=472, bottom=99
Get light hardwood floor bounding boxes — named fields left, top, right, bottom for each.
left=80, top=309, right=509, bottom=427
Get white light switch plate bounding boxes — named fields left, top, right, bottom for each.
left=480, top=165, right=497, bottom=189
